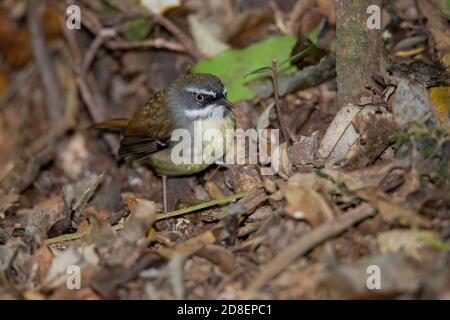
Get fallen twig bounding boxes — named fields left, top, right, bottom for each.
left=250, top=55, right=336, bottom=99
left=245, top=203, right=376, bottom=293
left=107, top=38, right=185, bottom=52
left=81, top=29, right=116, bottom=75
left=272, top=59, right=289, bottom=143
left=27, top=0, right=63, bottom=122
left=45, top=190, right=256, bottom=245
left=104, top=0, right=202, bottom=60
left=59, top=17, right=118, bottom=152
left=72, top=173, right=105, bottom=221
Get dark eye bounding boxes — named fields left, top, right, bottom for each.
left=195, top=93, right=204, bottom=102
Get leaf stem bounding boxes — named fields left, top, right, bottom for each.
left=44, top=190, right=254, bottom=246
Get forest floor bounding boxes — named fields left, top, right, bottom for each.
left=0, top=0, right=449, bottom=299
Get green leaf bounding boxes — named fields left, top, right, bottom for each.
left=279, top=47, right=311, bottom=69
left=243, top=66, right=273, bottom=79
left=192, top=36, right=296, bottom=102
left=125, top=18, right=153, bottom=42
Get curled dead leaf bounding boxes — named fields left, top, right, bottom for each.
left=283, top=184, right=335, bottom=226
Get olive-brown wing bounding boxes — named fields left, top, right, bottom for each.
left=119, top=91, right=176, bottom=163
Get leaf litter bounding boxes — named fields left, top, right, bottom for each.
left=0, top=0, right=449, bottom=300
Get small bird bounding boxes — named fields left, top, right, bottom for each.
left=94, top=73, right=236, bottom=212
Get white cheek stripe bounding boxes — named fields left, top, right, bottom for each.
left=184, top=104, right=225, bottom=119
left=185, top=87, right=217, bottom=97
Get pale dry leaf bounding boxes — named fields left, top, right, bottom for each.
left=257, top=103, right=275, bottom=130
left=43, top=244, right=99, bottom=290
left=283, top=185, right=335, bottom=226
left=57, top=133, right=88, bottom=180
left=317, top=104, right=378, bottom=164
left=140, top=0, right=181, bottom=14
left=377, top=230, right=442, bottom=260
left=188, top=15, right=229, bottom=57
left=392, top=80, right=438, bottom=127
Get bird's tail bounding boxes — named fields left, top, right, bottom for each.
left=90, top=118, right=129, bottom=132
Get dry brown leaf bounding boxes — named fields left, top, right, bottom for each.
left=196, top=244, right=236, bottom=274
left=158, top=227, right=219, bottom=258
left=345, top=109, right=398, bottom=169
left=357, top=188, right=431, bottom=227
left=283, top=185, right=335, bottom=226
left=226, top=165, right=263, bottom=193
left=0, top=189, right=19, bottom=213
left=287, top=131, right=319, bottom=166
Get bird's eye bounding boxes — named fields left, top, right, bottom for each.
left=195, top=93, right=204, bottom=102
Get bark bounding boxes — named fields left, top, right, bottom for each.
left=336, top=0, right=382, bottom=109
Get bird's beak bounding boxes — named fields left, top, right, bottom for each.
left=217, top=97, right=233, bottom=110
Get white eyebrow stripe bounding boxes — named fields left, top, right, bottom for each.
left=223, top=87, right=227, bottom=96
left=185, top=87, right=217, bottom=97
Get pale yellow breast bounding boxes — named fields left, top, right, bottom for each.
left=148, top=114, right=235, bottom=176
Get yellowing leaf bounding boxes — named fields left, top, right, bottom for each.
left=430, top=86, right=450, bottom=123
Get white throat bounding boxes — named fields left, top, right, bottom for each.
left=184, top=104, right=225, bottom=120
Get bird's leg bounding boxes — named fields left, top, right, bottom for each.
left=162, top=175, right=168, bottom=213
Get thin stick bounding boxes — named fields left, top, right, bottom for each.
left=81, top=29, right=116, bottom=76
left=27, top=0, right=63, bottom=122
left=245, top=203, right=376, bottom=293
left=104, top=0, right=202, bottom=60
left=107, top=39, right=185, bottom=52
left=45, top=190, right=255, bottom=245
left=272, top=59, right=289, bottom=143
left=162, top=175, right=168, bottom=214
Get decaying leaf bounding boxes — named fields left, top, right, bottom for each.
left=196, top=245, right=236, bottom=274
left=288, top=131, right=320, bottom=166
left=283, top=184, right=335, bottom=226
left=357, top=188, right=431, bottom=227
left=345, top=109, right=398, bottom=169
left=378, top=230, right=450, bottom=260
left=392, top=80, right=438, bottom=127
left=226, top=165, right=263, bottom=193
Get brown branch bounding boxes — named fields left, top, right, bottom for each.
left=107, top=38, right=185, bottom=52
left=250, top=55, right=336, bottom=99
left=59, top=18, right=118, bottom=153
left=245, top=203, right=376, bottom=293
left=81, top=29, right=116, bottom=76
left=103, top=0, right=202, bottom=60
left=27, top=0, right=63, bottom=122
